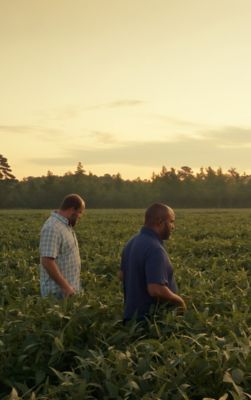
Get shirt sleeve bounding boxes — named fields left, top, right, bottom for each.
left=39, top=226, right=61, bottom=258
left=145, top=247, right=170, bottom=286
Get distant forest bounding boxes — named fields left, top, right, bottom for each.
left=1, top=162, right=251, bottom=208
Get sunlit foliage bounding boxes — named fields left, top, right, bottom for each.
left=0, top=209, right=250, bottom=399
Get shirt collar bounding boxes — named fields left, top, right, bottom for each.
left=140, top=226, right=163, bottom=244
left=51, top=211, right=69, bottom=226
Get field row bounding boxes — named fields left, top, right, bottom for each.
left=0, top=209, right=250, bottom=399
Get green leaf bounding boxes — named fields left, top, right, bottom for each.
left=105, top=381, right=119, bottom=398
left=231, top=368, right=244, bottom=385
left=54, top=336, right=64, bottom=351
left=218, top=394, right=228, bottom=400
left=9, top=388, right=20, bottom=400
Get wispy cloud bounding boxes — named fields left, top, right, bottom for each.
left=202, top=126, right=251, bottom=145
left=0, top=124, right=64, bottom=139
left=0, top=125, right=40, bottom=134
left=154, top=117, right=251, bottom=146
left=84, top=100, right=144, bottom=111
left=156, top=115, right=205, bottom=130
left=42, top=107, right=82, bottom=121
left=30, top=157, right=73, bottom=167
left=38, top=100, right=145, bottom=122
left=30, top=125, right=251, bottom=171
left=89, top=130, right=118, bottom=144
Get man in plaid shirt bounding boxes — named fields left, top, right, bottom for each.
left=39, top=194, right=85, bottom=298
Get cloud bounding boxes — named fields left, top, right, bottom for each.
left=89, top=130, right=118, bottom=144
left=0, top=125, right=39, bottom=134
left=23, top=124, right=251, bottom=174
left=41, top=107, right=82, bottom=121
left=71, top=140, right=250, bottom=167
left=30, top=157, right=73, bottom=167
left=155, top=117, right=251, bottom=146
left=30, top=126, right=251, bottom=172
left=84, top=100, right=144, bottom=110
left=106, top=100, right=144, bottom=108
left=157, top=115, right=205, bottom=130
left=202, top=126, right=251, bottom=145
left=37, top=100, right=144, bottom=122
left=0, top=124, right=64, bottom=139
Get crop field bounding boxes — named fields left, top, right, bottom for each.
left=0, top=209, right=250, bottom=400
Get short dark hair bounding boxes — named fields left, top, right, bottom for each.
left=60, top=194, right=85, bottom=211
left=145, top=203, right=170, bottom=226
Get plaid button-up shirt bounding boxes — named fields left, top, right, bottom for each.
left=39, top=211, right=81, bottom=297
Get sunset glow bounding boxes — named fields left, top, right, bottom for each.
left=1, top=0, right=251, bottom=180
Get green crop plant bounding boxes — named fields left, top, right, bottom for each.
left=0, top=209, right=250, bottom=399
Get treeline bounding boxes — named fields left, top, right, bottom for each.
left=1, top=165, right=251, bottom=208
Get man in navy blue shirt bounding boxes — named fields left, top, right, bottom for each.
left=119, top=203, right=186, bottom=321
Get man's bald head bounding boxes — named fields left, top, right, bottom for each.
left=144, top=203, right=172, bottom=226
left=144, top=203, right=175, bottom=240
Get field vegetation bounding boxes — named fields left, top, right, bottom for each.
left=0, top=209, right=250, bottom=399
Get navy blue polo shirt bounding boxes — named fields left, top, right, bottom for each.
left=121, top=226, right=177, bottom=320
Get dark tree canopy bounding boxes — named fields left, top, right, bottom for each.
left=0, top=163, right=251, bottom=208
left=0, top=154, right=15, bottom=180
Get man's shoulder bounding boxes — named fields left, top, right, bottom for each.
left=124, top=230, right=160, bottom=253
left=139, top=229, right=161, bottom=247
left=41, top=216, right=62, bottom=234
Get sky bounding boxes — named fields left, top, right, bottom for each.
left=1, top=0, right=251, bottom=180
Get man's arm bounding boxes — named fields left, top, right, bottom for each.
left=41, top=257, right=75, bottom=297
left=147, top=283, right=187, bottom=310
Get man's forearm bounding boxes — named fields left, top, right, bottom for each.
left=148, top=283, right=187, bottom=309
left=41, top=257, right=75, bottom=296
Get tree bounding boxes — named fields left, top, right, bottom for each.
left=0, top=154, right=15, bottom=179
left=75, top=162, right=85, bottom=176
left=178, top=166, right=194, bottom=181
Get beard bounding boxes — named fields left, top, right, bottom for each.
left=161, top=226, right=171, bottom=240
left=68, top=214, right=78, bottom=227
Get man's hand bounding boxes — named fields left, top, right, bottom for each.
left=148, top=283, right=187, bottom=311
left=41, top=257, right=75, bottom=297
left=63, top=285, right=76, bottom=298
left=176, top=298, right=187, bottom=314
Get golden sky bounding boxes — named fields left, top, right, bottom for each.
left=1, top=0, right=251, bottom=180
